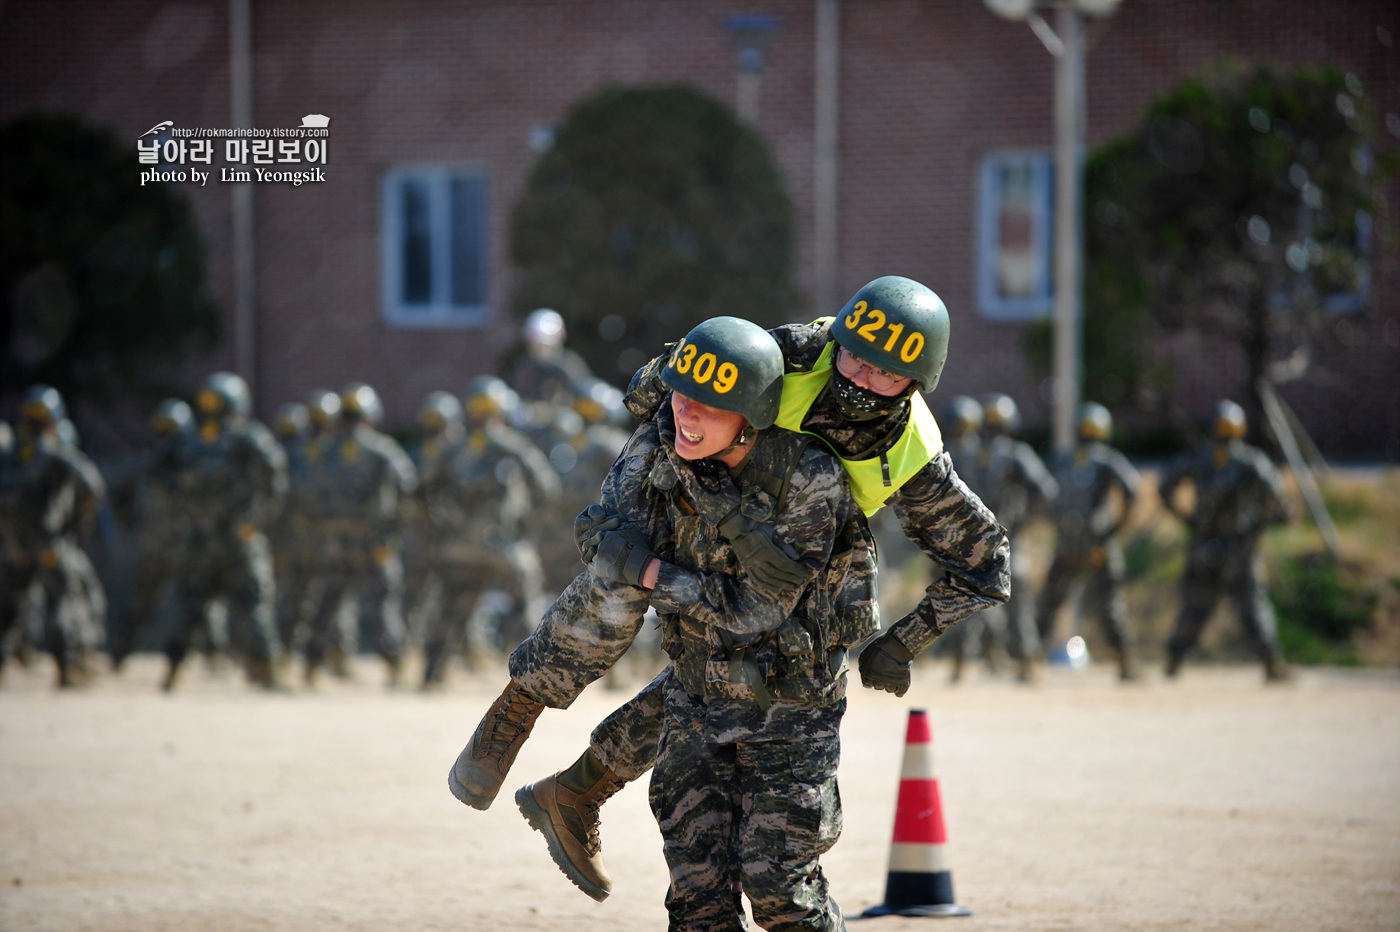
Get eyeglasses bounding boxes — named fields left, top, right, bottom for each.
left=834, top=347, right=911, bottom=393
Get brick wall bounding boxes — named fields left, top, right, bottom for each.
left=2, top=0, right=1396, bottom=457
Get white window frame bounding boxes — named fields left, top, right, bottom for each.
left=381, top=164, right=490, bottom=328
left=976, top=150, right=1054, bottom=321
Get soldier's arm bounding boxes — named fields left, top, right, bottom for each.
left=646, top=449, right=845, bottom=637
left=513, top=432, right=563, bottom=505
left=1015, top=443, right=1059, bottom=514
left=882, top=451, right=1011, bottom=656
left=1253, top=452, right=1295, bottom=527
left=1155, top=454, right=1192, bottom=521
left=767, top=320, right=833, bottom=373
left=239, top=423, right=288, bottom=529
left=61, top=447, right=107, bottom=540
left=1107, top=448, right=1142, bottom=534
left=381, top=434, right=419, bottom=496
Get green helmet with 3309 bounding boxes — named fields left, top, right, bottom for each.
left=660, top=316, right=783, bottom=429
left=830, top=276, right=950, bottom=391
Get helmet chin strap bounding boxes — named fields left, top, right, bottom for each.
left=710, top=424, right=758, bottom=462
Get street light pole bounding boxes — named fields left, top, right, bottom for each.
left=1051, top=1, right=1083, bottom=453
left=984, top=0, right=1118, bottom=452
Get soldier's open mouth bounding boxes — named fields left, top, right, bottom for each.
left=680, top=428, right=703, bottom=444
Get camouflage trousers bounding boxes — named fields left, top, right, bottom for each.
left=1167, top=539, right=1280, bottom=662
left=305, top=540, right=406, bottom=669
left=1033, top=539, right=1131, bottom=655
left=421, top=540, right=547, bottom=684
left=507, top=568, right=652, bottom=709
left=649, top=675, right=846, bottom=932
left=169, top=530, right=279, bottom=668
left=0, top=538, right=99, bottom=678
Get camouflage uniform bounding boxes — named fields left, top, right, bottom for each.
left=107, top=405, right=190, bottom=668
left=268, top=404, right=321, bottom=660
left=624, top=404, right=873, bottom=931
left=303, top=412, right=417, bottom=684
left=165, top=392, right=287, bottom=689
left=511, top=318, right=1008, bottom=748
left=532, top=405, right=632, bottom=594
left=1158, top=438, right=1291, bottom=674
left=0, top=413, right=107, bottom=686
left=402, top=394, right=465, bottom=646
left=419, top=417, right=559, bottom=685
left=1034, top=439, right=1141, bottom=673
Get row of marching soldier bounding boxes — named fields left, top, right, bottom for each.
left=0, top=309, right=634, bottom=691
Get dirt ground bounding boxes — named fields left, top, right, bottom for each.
left=1, top=653, right=1397, bottom=932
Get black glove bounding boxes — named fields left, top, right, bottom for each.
left=575, top=504, right=623, bottom=563
left=717, top=512, right=808, bottom=593
left=858, top=629, right=916, bottom=697
left=592, top=526, right=657, bottom=588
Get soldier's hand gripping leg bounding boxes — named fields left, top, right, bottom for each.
left=515, top=747, right=627, bottom=901
left=448, top=678, right=547, bottom=809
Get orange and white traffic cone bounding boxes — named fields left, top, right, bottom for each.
left=860, top=709, right=972, bottom=918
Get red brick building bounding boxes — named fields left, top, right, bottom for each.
left=3, top=0, right=1397, bottom=458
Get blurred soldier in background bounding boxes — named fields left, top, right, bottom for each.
left=51, top=413, right=108, bottom=663
left=933, top=395, right=999, bottom=681
left=403, top=391, right=466, bottom=644
left=302, top=382, right=417, bottom=688
left=0, top=386, right=107, bottom=687
left=499, top=308, right=595, bottom=411
left=974, top=393, right=1058, bottom=682
left=163, top=372, right=287, bottom=691
left=1158, top=400, right=1294, bottom=682
left=531, top=378, right=631, bottom=595
left=269, top=401, right=315, bottom=665
left=418, top=376, right=559, bottom=688
left=1034, top=402, right=1142, bottom=680
left=107, top=398, right=192, bottom=670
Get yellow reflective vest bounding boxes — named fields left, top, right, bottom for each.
left=773, top=333, right=943, bottom=517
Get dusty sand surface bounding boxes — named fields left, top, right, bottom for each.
left=2, top=655, right=1397, bottom=932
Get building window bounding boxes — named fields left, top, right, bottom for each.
left=381, top=166, right=489, bottom=327
left=976, top=151, right=1053, bottom=320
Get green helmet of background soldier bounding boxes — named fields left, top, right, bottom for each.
left=661, top=316, right=784, bottom=429
left=830, top=276, right=950, bottom=392
left=418, top=390, right=464, bottom=434
left=339, top=383, right=383, bottom=426
left=151, top=398, right=193, bottom=438
left=272, top=402, right=310, bottom=441
left=462, top=375, right=519, bottom=424
left=20, top=384, right=67, bottom=431
left=196, top=372, right=251, bottom=421
left=1077, top=402, right=1113, bottom=442
left=943, top=396, right=984, bottom=438
left=1213, top=399, right=1247, bottom=440
left=306, top=389, right=341, bottom=432
left=981, top=393, right=1021, bottom=434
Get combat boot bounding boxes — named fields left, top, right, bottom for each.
left=449, top=679, right=546, bottom=810
left=1263, top=655, right=1294, bottom=684
left=1014, top=655, right=1037, bottom=684
left=1164, top=652, right=1185, bottom=679
left=515, top=748, right=627, bottom=902
left=1117, top=651, right=1141, bottom=682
